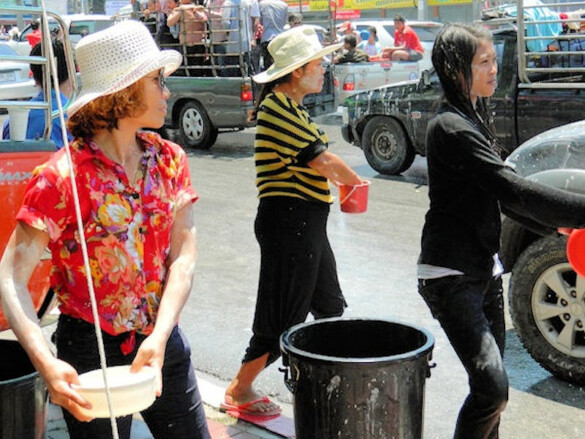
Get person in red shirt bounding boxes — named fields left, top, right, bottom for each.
left=26, top=20, right=42, bottom=48
left=383, top=14, right=423, bottom=62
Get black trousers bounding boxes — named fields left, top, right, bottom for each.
left=418, top=275, right=509, bottom=439
left=244, top=197, right=347, bottom=365
left=55, top=315, right=210, bottom=439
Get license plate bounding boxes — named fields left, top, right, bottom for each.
left=0, top=71, right=15, bottom=83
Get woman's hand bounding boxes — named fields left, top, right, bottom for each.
left=130, top=333, right=167, bottom=396
left=41, top=357, right=93, bottom=422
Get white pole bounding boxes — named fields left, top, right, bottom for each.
left=418, top=0, right=426, bottom=21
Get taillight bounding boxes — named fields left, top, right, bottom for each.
left=241, top=83, right=253, bottom=102
left=343, top=82, right=355, bottom=91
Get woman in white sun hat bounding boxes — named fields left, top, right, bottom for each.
left=221, top=25, right=364, bottom=417
left=0, top=20, right=211, bottom=439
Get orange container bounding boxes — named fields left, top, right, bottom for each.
left=0, top=145, right=54, bottom=331
left=567, top=228, right=585, bottom=278
left=339, top=180, right=371, bottom=214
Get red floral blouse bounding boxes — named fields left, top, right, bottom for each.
left=17, top=131, right=198, bottom=336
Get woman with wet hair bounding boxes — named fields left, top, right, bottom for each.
left=418, top=23, right=585, bottom=439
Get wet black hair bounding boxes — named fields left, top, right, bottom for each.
left=432, top=23, right=498, bottom=147
left=29, top=40, right=69, bottom=87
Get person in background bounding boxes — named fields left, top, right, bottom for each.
left=0, top=25, right=9, bottom=41
left=419, top=23, right=585, bottom=439
left=0, top=21, right=211, bottom=439
left=383, top=14, right=423, bottom=61
left=258, top=0, right=288, bottom=70
left=2, top=40, right=73, bottom=148
left=142, top=0, right=159, bottom=34
left=337, top=20, right=360, bottom=44
left=222, top=0, right=260, bottom=76
left=167, top=0, right=209, bottom=76
left=221, top=25, right=363, bottom=418
left=334, top=34, right=368, bottom=64
left=130, top=0, right=144, bottom=19
left=155, top=0, right=180, bottom=49
left=205, top=0, right=230, bottom=74
left=285, top=12, right=302, bottom=29
left=357, top=26, right=381, bottom=57
left=26, top=20, right=42, bottom=48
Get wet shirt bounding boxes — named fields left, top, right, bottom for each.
left=255, top=92, right=331, bottom=203
left=394, top=25, right=423, bottom=54
left=17, top=131, right=198, bottom=336
left=420, top=103, right=585, bottom=279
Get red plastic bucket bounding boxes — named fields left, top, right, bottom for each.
left=567, top=228, right=585, bottom=277
left=339, top=180, right=370, bottom=213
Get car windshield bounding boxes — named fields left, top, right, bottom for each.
left=383, top=24, right=441, bottom=42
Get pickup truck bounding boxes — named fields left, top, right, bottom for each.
left=341, top=21, right=585, bottom=175
left=149, top=9, right=336, bottom=149
left=334, top=59, right=421, bottom=103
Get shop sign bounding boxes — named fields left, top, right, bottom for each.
left=427, top=0, right=472, bottom=4
left=343, top=0, right=415, bottom=9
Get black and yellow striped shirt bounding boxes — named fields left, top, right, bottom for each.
left=255, top=92, right=332, bottom=204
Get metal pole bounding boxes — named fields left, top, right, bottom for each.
left=417, top=0, right=426, bottom=21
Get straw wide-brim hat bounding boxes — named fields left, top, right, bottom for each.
left=68, top=20, right=182, bottom=117
left=252, top=25, right=342, bottom=84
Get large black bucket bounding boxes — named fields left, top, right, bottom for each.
left=280, top=318, right=435, bottom=439
left=0, top=339, right=48, bottom=439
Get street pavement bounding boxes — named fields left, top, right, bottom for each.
left=3, top=112, right=585, bottom=438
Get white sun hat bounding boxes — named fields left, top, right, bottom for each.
left=252, top=25, right=342, bottom=84
left=67, top=20, right=182, bottom=117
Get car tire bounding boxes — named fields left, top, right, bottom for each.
left=362, top=116, right=414, bottom=175
left=509, top=233, right=585, bottom=385
left=178, top=101, right=218, bottom=149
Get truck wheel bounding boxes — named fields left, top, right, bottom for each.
left=178, top=101, right=218, bottom=149
left=362, top=116, right=414, bottom=175
left=509, top=234, right=585, bottom=385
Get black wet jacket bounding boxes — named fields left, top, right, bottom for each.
left=419, top=102, right=585, bottom=279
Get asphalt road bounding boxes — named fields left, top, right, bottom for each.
left=2, top=112, right=585, bottom=438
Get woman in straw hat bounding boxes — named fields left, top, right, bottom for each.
left=221, top=25, right=364, bottom=417
left=0, top=20, right=211, bottom=439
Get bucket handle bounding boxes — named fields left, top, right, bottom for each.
left=427, top=361, right=437, bottom=378
left=278, top=364, right=300, bottom=393
left=340, top=186, right=358, bottom=206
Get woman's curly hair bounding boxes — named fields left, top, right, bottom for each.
left=67, top=78, right=148, bottom=139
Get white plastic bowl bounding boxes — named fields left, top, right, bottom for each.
left=73, top=365, right=156, bottom=418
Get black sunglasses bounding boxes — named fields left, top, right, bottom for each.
left=148, top=68, right=166, bottom=91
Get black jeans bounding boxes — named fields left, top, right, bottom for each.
left=55, top=315, right=211, bottom=439
left=418, top=275, right=508, bottom=439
